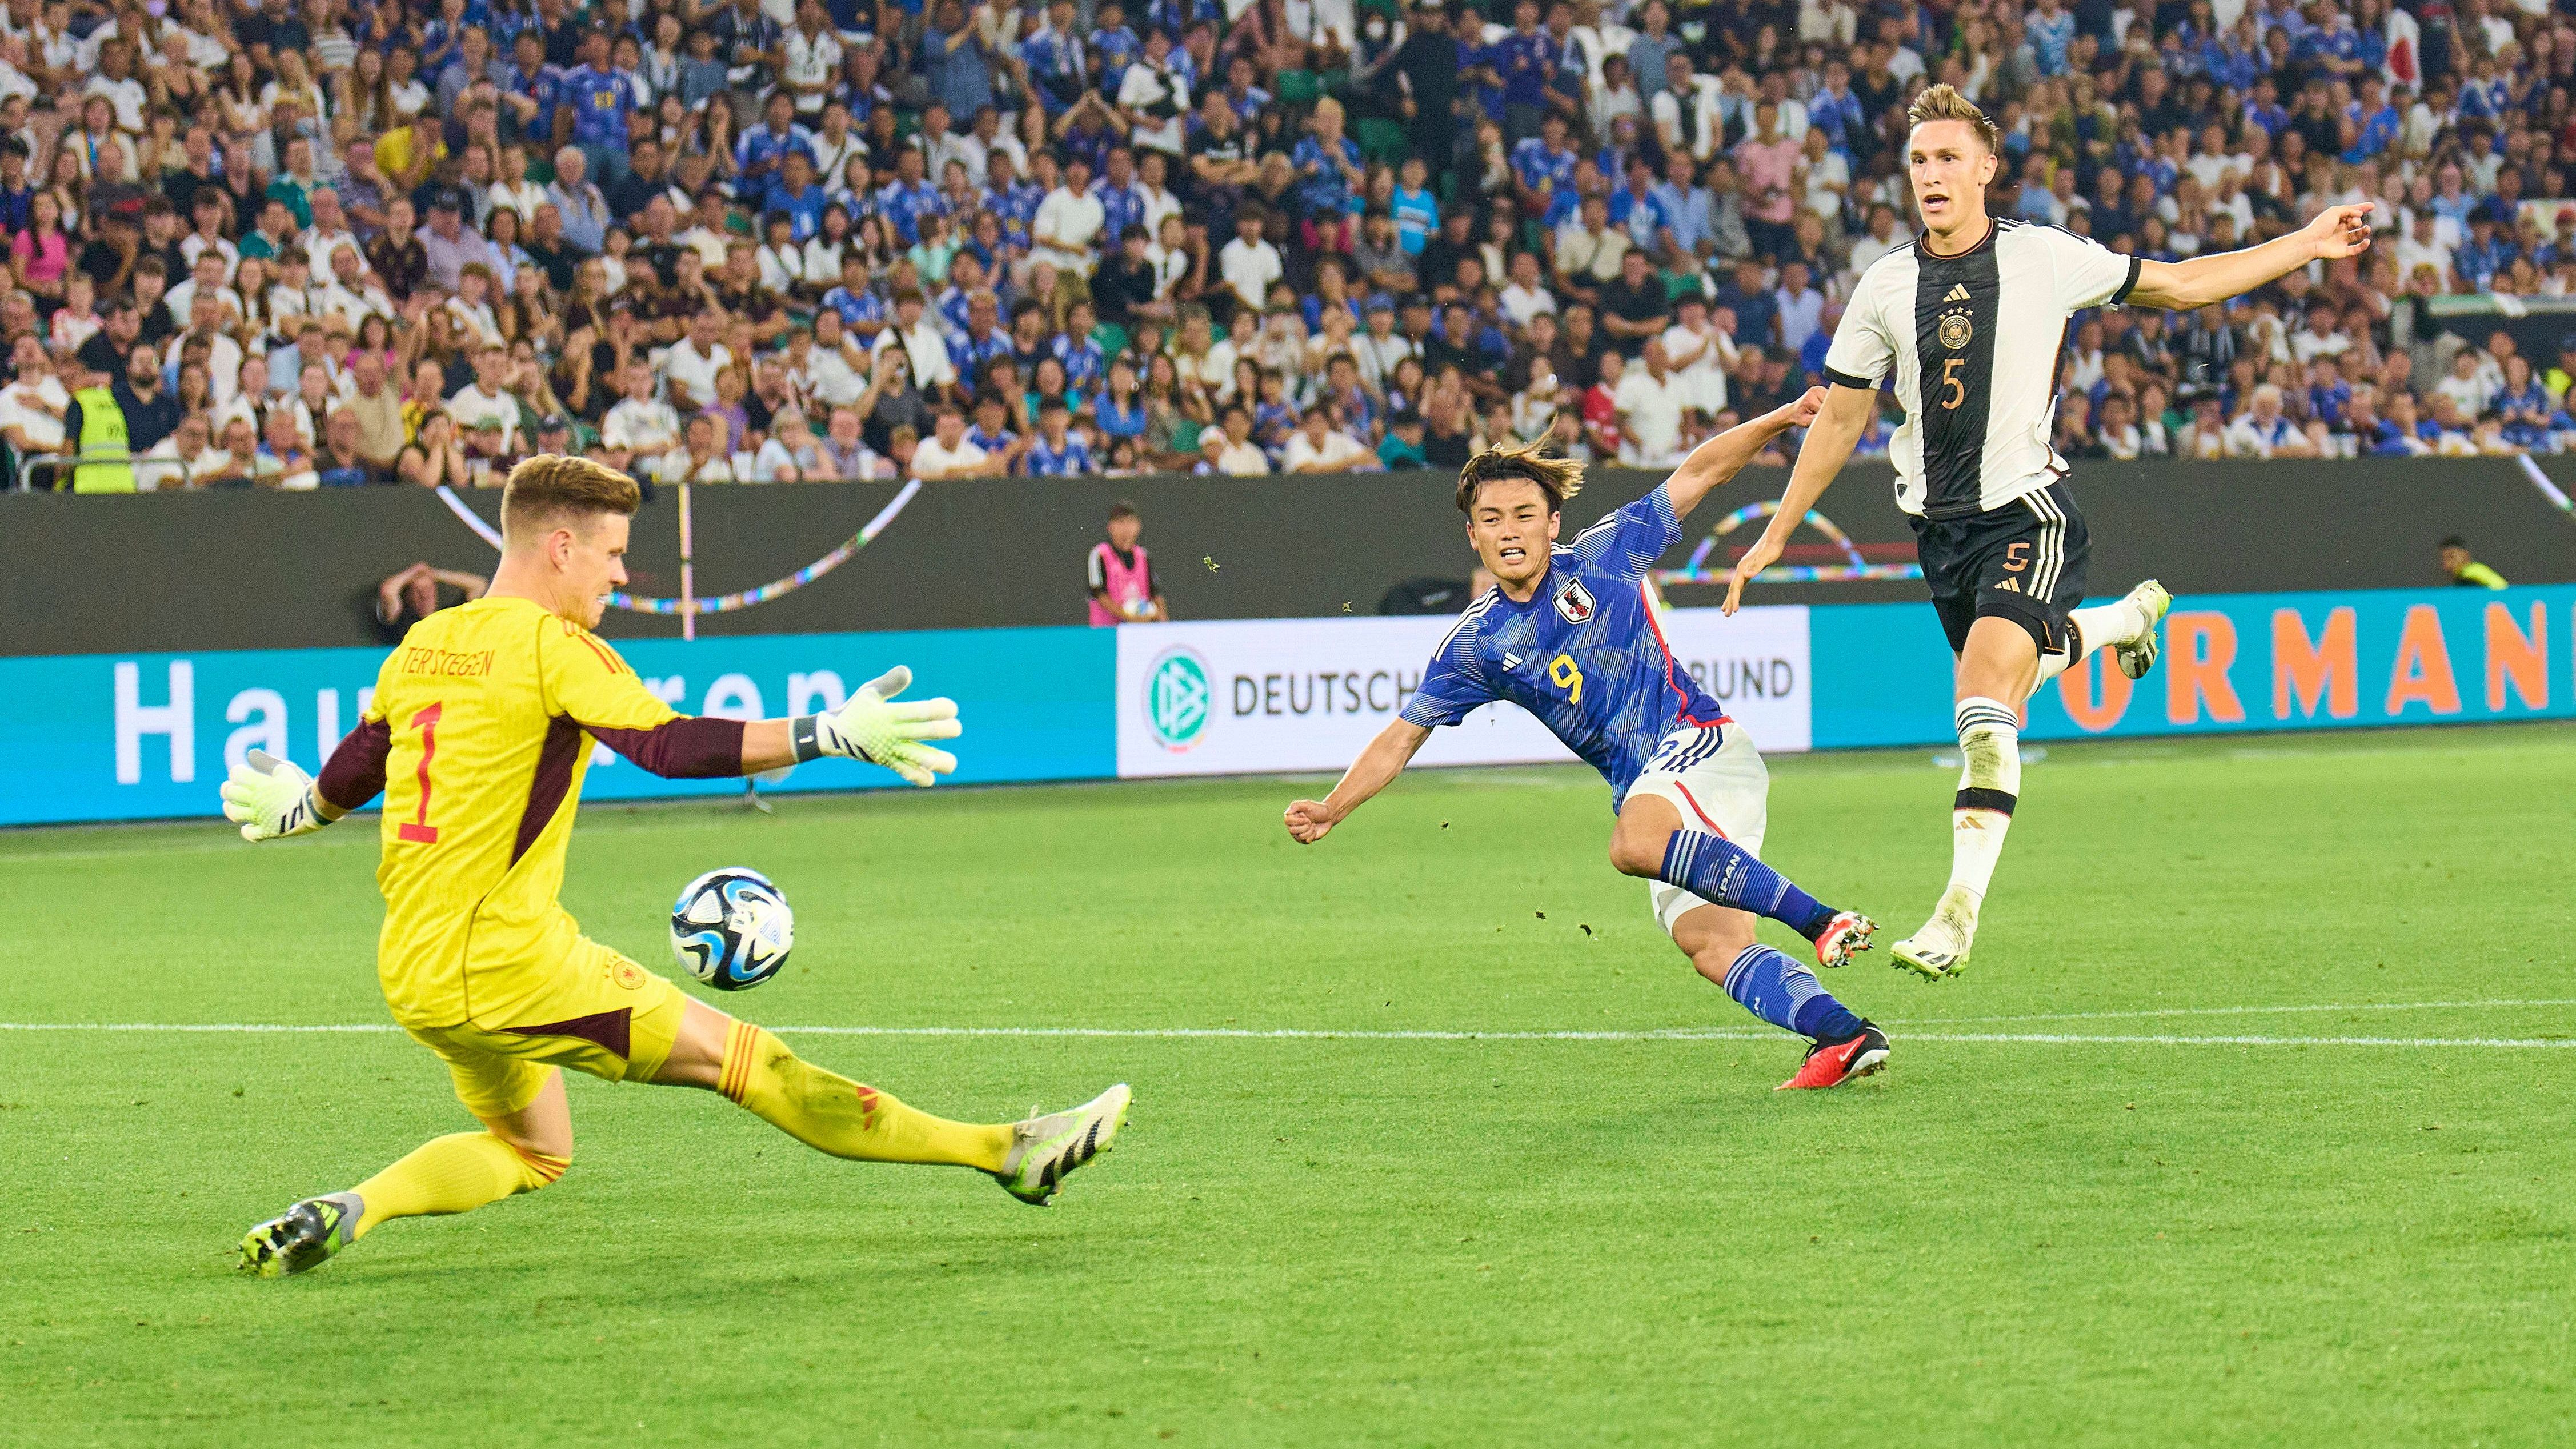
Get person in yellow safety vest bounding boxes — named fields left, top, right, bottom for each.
left=59, top=346, right=180, bottom=493
left=63, top=372, right=133, bottom=493
left=2439, top=535, right=2509, bottom=589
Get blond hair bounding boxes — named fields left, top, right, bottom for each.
left=1456, top=434, right=1584, bottom=514
left=1905, top=83, right=1999, bottom=155
left=501, top=454, right=642, bottom=541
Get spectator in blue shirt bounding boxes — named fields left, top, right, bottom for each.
left=874, top=147, right=946, bottom=245
left=2025, top=0, right=2076, bottom=76
left=1019, top=0, right=1087, bottom=115
left=1289, top=98, right=1365, bottom=221
left=1091, top=148, right=1149, bottom=251
left=922, top=0, right=999, bottom=118
left=1648, top=149, right=1713, bottom=270
left=763, top=152, right=828, bottom=241
left=1022, top=398, right=1095, bottom=475
left=735, top=92, right=819, bottom=189
left=2345, top=79, right=2400, bottom=163
left=1807, top=60, right=1865, bottom=158
left=1509, top=114, right=1580, bottom=218
left=1606, top=158, right=1666, bottom=254
left=1482, top=0, right=1560, bottom=143
left=1391, top=157, right=1438, bottom=255
left=558, top=28, right=631, bottom=185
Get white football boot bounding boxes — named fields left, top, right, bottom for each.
left=997, top=1083, right=1131, bottom=1205
left=1889, top=885, right=1980, bottom=981
left=2112, top=579, right=2172, bottom=681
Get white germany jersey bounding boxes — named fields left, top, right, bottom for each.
left=1821, top=218, right=2139, bottom=520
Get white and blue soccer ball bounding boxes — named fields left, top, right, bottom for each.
left=669, top=867, right=795, bottom=992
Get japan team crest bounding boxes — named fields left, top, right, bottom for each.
left=1554, top=578, right=1596, bottom=624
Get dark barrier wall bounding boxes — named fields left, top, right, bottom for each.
left=6, top=458, right=2573, bottom=657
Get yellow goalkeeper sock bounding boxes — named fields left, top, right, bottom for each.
left=350, top=1131, right=568, bottom=1239
left=718, top=1020, right=1012, bottom=1172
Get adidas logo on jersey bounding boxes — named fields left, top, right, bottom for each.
left=1945, top=283, right=1971, bottom=302
left=1503, top=653, right=1525, bottom=670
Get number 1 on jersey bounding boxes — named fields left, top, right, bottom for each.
left=400, top=702, right=442, bottom=844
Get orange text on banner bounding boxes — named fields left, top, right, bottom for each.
left=2271, top=606, right=2358, bottom=720
left=2057, top=646, right=2133, bottom=732
left=2385, top=604, right=2462, bottom=716
left=2165, top=612, right=2246, bottom=724
left=2484, top=601, right=2548, bottom=711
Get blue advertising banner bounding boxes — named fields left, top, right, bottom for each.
left=0, top=627, right=1116, bottom=827
left=3, top=587, right=2563, bottom=827
left=1810, top=585, right=2576, bottom=749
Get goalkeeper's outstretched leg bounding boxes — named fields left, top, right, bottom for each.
left=654, top=999, right=1130, bottom=1206
left=241, top=1072, right=576, bottom=1277
left=241, top=999, right=1131, bottom=1275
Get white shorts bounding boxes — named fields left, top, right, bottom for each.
left=1626, top=722, right=1771, bottom=939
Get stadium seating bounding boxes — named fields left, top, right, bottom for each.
left=2, top=0, right=2569, bottom=491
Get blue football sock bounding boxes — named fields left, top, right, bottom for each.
left=1658, top=830, right=1837, bottom=939
left=1723, top=945, right=1867, bottom=1042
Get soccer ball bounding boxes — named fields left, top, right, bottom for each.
left=668, top=867, right=795, bottom=991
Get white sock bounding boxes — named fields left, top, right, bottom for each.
left=1948, top=696, right=2021, bottom=904
left=2038, top=595, right=2153, bottom=685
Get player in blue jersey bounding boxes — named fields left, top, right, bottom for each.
left=1284, top=393, right=1892, bottom=1090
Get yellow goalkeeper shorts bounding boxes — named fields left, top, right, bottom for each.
left=404, top=938, right=690, bottom=1119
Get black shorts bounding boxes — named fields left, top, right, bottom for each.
left=1909, top=481, right=2091, bottom=656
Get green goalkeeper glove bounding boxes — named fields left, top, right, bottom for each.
left=219, top=750, right=332, bottom=842
left=792, top=665, right=963, bottom=787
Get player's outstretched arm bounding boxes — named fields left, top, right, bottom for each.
left=1722, top=382, right=1876, bottom=614
left=740, top=665, right=964, bottom=787
left=221, top=717, right=390, bottom=842
left=1285, top=719, right=1432, bottom=844
left=1664, top=386, right=1824, bottom=521
left=2126, top=202, right=2373, bottom=311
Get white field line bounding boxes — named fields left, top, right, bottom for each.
left=2, top=1001, right=2575, bottom=1051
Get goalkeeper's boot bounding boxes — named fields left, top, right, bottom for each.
left=1890, top=886, right=1978, bottom=981
left=2113, top=579, right=2172, bottom=681
left=1777, top=1023, right=1890, bottom=1091
left=238, top=1192, right=362, bottom=1277
left=998, top=1084, right=1131, bottom=1206
left=1813, top=909, right=1878, bottom=968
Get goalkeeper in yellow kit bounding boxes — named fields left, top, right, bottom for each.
left=222, top=457, right=1129, bottom=1277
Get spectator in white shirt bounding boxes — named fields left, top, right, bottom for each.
left=1200, top=411, right=1269, bottom=475
left=1032, top=154, right=1107, bottom=276
left=1660, top=294, right=1732, bottom=418
left=1281, top=407, right=1378, bottom=473
left=1496, top=250, right=1559, bottom=328
left=660, top=309, right=735, bottom=410
left=2433, top=347, right=2495, bottom=421
left=2224, top=384, right=2313, bottom=458
left=1613, top=338, right=1692, bottom=465
left=1218, top=207, right=1284, bottom=312
left=0, top=335, right=67, bottom=457
left=871, top=289, right=958, bottom=400
left=910, top=405, right=1004, bottom=479
left=444, top=345, right=525, bottom=453
left=602, top=363, right=684, bottom=466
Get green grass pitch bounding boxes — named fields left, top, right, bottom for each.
left=3, top=724, right=2573, bottom=1447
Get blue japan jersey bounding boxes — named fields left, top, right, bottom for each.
left=1400, top=485, right=1728, bottom=810
left=562, top=66, right=631, bottom=151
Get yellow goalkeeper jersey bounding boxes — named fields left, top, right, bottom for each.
left=356, top=596, right=683, bottom=1028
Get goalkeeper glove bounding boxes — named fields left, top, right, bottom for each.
left=219, top=750, right=332, bottom=842
left=792, top=665, right=962, bottom=787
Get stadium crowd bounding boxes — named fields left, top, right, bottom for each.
left=2, top=0, right=2574, bottom=490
